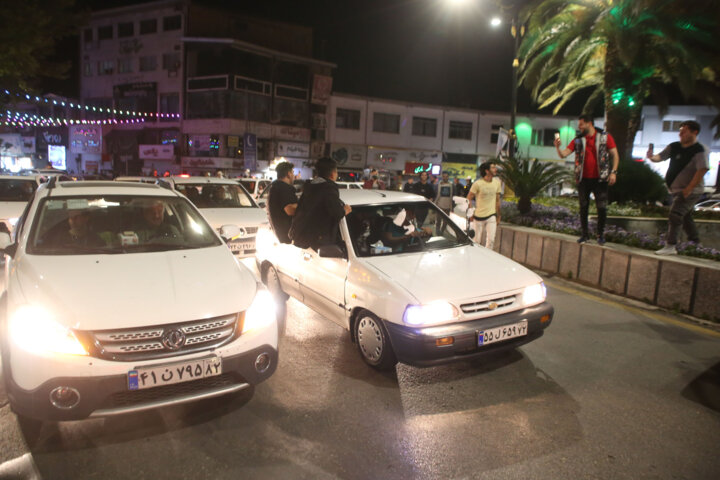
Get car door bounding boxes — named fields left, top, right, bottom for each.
left=297, top=223, right=350, bottom=328
left=273, top=242, right=305, bottom=302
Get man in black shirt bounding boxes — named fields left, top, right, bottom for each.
left=290, top=157, right=352, bottom=250
left=413, top=171, right=435, bottom=227
left=267, top=161, right=298, bottom=244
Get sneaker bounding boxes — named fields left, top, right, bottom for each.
left=597, top=235, right=606, bottom=246
left=655, top=244, right=677, bottom=255
left=577, top=236, right=588, bottom=244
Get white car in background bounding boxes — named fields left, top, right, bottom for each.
left=0, top=175, right=41, bottom=234
left=162, top=176, right=268, bottom=257
left=256, top=190, right=553, bottom=370
left=0, top=180, right=278, bottom=430
left=237, top=178, right=271, bottom=200
left=336, top=181, right=363, bottom=189
left=114, top=176, right=159, bottom=184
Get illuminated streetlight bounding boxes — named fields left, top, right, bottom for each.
left=490, top=16, right=502, bottom=27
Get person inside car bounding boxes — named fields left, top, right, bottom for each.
left=136, top=200, right=182, bottom=243
left=381, top=208, right=431, bottom=252
left=47, top=209, right=105, bottom=248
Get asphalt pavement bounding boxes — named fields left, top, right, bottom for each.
left=0, top=274, right=719, bottom=480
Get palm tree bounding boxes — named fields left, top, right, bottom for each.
left=517, top=0, right=720, bottom=161
left=497, top=155, right=571, bottom=214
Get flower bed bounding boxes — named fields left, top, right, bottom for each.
left=501, top=201, right=720, bottom=261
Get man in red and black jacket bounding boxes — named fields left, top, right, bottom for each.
left=555, top=115, right=619, bottom=245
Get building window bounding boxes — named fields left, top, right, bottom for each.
left=140, top=18, right=157, bottom=34
left=412, top=117, right=437, bottom=137
left=162, top=52, right=181, bottom=70
left=139, top=55, right=157, bottom=72
left=118, top=22, right=134, bottom=38
left=449, top=120, right=473, bottom=140
left=336, top=108, right=360, bottom=130
left=160, top=93, right=180, bottom=121
left=98, top=60, right=114, bottom=75
left=83, top=62, right=93, bottom=77
left=373, top=112, right=400, bottom=134
left=490, top=124, right=503, bottom=144
left=662, top=120, right=685, bottom=132
left=98, top=25, right=113, bottom=40
left=83, top=28, right=93, bottom=43
left=117, top=58, right=133, bottom=74
left=163, top=15, right=182, bottom=31
left=531, top=129, right=557, bottom=146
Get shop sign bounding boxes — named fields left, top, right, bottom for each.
left=273, top=125, right=311, bottom=142
left=139, top=144, right=174, bottom=159
left=441, top=162, right=477, bottom=179
left=244, top=133, right=257, bottom=172
left=69, top=125, right=101, bottom=154
left=35, top=126, right=68, bottom=152
left=311, top=74, right=333, bottom=105
left=180, top=157, right=244, bottom=170
left=277, top=141, right=310, bottom=158
left=331, top=144, right=366, bottom=168
left=0, top=134, right=23, bottom=155
left=407, top=150, right=442, bottom=163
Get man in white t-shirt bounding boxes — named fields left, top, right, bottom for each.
left=467, top=161, right=501, bottom=248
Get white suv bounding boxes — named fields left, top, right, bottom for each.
left=162, top=176, right=267, bottom=257
left=0, top=180, right=278, bottom=425
left=0, top=175, right=41, bottom=234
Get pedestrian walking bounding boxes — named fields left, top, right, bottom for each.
left=434, top=171, right=454, bottom=234
left=467, top=162, right=501, bottom=249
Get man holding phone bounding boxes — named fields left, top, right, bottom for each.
left=647, top=120, right=709, bottom=255
left=555, top=115, right=619, bottom=245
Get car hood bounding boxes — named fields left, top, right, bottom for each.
left=0, top=201, right=26, bottom=219
left=12, top=246, right=257, bottom=330
left=362, top=245, right=541, bottom=303
left=198, top=208, right=267, bottom=230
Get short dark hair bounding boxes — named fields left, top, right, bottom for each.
left=315, top=157, right=337, bottom=179
left=680, top=120, right=701, bottom=134
left=479, top=161, right=492, bottom=178
left=275, top=161, right=294, bottom=180
left=578, top=114, right=594, bottom=124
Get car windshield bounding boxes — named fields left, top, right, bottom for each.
left=0, top=179, right=37, bottom=201
left=346, top=202, right=472, bottom=257
left=175, top=183, right=256, bottom=208
left=238, top=180, right=256, bottom=192
left=27, top=195, right=222, bottom=255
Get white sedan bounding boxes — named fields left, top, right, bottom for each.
left=256, top=190, right=553, bottom=370
left=0, top=180, right=278, bottom=427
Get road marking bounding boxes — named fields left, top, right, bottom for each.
left=546, top=279, right=720, bottom=339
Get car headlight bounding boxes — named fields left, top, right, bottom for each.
left=241, top=289, right=277, bottom=334
left=9, top=305, right=88, bottom=356
left=403, top=301, right=459, bottom=326
left=522, top=282, right=547, bottom=306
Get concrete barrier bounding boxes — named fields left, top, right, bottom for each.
left=496, top=225, right=720, bottom=322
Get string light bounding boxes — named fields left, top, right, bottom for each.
left=1, top=89, right=180, bottom=119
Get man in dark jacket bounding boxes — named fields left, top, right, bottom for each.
left=267, top=161, right=298, bottom=243
left=289, top=157, right=352, bottom=250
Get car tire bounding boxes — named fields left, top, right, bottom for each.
left=354, top=310, right=397, bottom=370
left=265, top=265, right=289, bottom=302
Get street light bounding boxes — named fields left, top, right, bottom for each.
left=491, top=7, right=522, bottom=159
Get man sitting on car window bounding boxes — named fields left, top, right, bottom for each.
left=136, top=200, right=182, bottom=243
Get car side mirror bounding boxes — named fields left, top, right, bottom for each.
left=318, top=244, right=346, bottom=259
left=257, top=200, right=266, bottom=208
left=219, top=224, right=242, bottom=241
left=0, top=232, right=16, bottom=257
left=467, top=229, right=476, bottom=240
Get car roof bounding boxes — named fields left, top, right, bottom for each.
left=339, top=189, right=425, bottom=206
left=0, top=175, right=41, bottom=181
left=35, top=180, right=179, bottom=198
left=167, top=176, right=240, bottom=186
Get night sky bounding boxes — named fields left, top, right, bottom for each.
left=58, top=0, right=576, bottom=115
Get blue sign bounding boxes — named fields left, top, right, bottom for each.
left=243, top=133, right=257, bottom=172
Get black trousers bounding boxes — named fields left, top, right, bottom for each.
left=577, top=178, right=608, bottom=237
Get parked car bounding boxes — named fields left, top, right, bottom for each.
left=237, top=178, right=272, bottom=200
left=336, top=181, right=363, bottom=189
left=161, top=176, right=267, bottom=257
left=255, top=190, right=553, bottom=370
left=0, top=175, right=42, bottom=234
left=0, top=179, right=278, bottom=429
left=694, top=199, right=720, bottom=212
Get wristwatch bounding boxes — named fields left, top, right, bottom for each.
left=611, top=170, right=618, bottom=174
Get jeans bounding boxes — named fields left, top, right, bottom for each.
left=473, top=215, right=497, bottom=249
left=577, top=178, right=608, bottom=237
left=666, top=192, right=701, bottom=245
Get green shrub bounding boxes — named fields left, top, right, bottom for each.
left=610, top=159, right=667, bottom=204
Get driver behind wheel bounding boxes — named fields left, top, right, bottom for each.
left=381, top=208, right=431, bottom=252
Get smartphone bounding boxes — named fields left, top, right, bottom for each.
left=648, top=142, right=654, bottom=151
left=554, top=132, right=560, bottom=140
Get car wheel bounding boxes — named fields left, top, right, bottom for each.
left=354, top=310, right=397, bottom=370
left=265, top=265, right=289, bottom=302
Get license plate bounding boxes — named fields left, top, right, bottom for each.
left=229, top=240, right=254, bottom=253
left=478, top=320, right=528, bottom=347
left=127, top=357, right=222, bottom=391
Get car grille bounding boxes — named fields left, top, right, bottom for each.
left=83, top=314, right=239, bottom=362
left=100, top=373, right=240, bottom=409
left=460, top=295, right=516, bottom=314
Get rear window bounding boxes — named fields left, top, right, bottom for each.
left=0, top=179, right=37, bottom=202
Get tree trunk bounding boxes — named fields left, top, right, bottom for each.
left=603, top=42, right=644, bottom=162
left=518, top=196, right=532, bottom=214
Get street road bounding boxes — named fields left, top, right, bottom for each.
left=1, top=275, right=719, bottom=480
